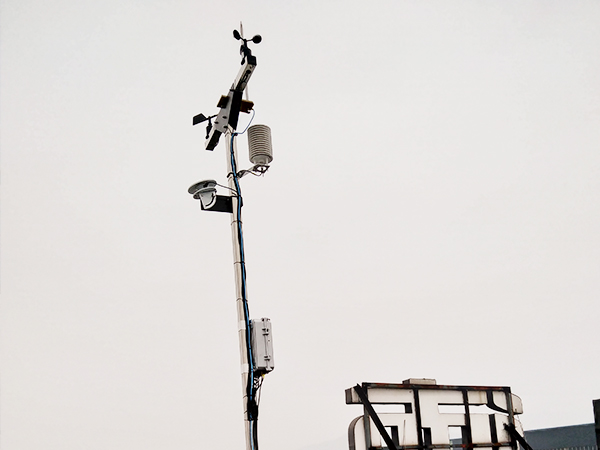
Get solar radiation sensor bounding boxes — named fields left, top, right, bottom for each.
left=188, top=179, right=217, bottom=209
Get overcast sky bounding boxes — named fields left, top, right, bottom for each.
left=1, top=1, right=599, bottom=450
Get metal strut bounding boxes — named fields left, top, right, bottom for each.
left=504, top=423, right=533, bottom=450
left=353, top=384, right=400, bottom=450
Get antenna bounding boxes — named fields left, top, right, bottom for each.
left=239, top=22, right=250, bottom=101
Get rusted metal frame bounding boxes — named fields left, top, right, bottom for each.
left=413, top=388, right=425, bottom=450
left=461, top=389, right=474, bottom=450
left=363, top=383, right=510, bottom=393
left=399, top=444, right=512, bottom=450
left=502, top=388, right=518, bottom=450
left=449, top=445, right=512, bottom=449
left=353, top=384, right=400, bottom=450
left=503, top=423, right=533, bottom=450
left=488, top=414, right=501, bottom=449
left=483, top=387, right=510, bottom=450
left=355, top=383, right=516, bottom=450
left=486, top=391, right=509, bottom=414
left=359, top=385, right=373, bottom=450
left=364, top=397, right=373, bottom=450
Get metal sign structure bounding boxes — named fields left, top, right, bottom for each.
left=347, top=379, right=529, bottom=450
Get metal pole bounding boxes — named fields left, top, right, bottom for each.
left=225, top=127, right=253, bottom=450
left=593, top=399, right=600, bottom=450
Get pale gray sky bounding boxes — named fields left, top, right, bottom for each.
left=1, top=1, right=599, bottom=450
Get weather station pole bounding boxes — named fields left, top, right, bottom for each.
left=188, top=27, right=274, bottom=450
left=226, top=126, right=253, bottom=450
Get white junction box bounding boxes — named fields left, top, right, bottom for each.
left=251, top=318, right=274, bottom=373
